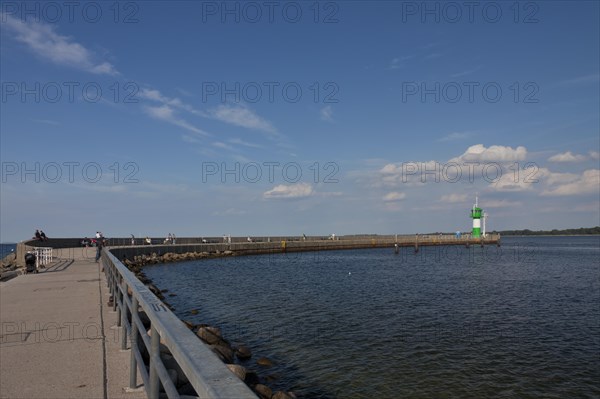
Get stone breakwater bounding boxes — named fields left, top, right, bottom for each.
left=121, top=250, right=297, bottom=399
left=0, top=252, right=19, bottom=282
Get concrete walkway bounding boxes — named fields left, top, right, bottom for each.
left=0, top=248, right=146, bottom=399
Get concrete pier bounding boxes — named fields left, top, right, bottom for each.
left=0, top=248, right=145, bottom=399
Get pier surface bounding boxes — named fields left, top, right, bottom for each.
left=0, top=248, right=145, bottom=399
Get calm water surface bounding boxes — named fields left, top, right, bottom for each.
left=144, top=237, right=600, bottom=398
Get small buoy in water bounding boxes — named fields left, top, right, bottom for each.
left=348, top=272, right=351, bottom=275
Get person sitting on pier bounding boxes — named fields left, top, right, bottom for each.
left=145, top=236, right=151, bottom=245
left=34, top=229, right=42, bottom=240
left=40, top=230, right=48, bottom=241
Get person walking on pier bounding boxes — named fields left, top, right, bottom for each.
left=95, top=236, right=104, bottom=263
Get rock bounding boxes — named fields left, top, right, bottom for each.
left=0, top=271, right=18, bottom=282
left=235, top=345, right=252, bottom=360
left=226, top=364, right=246, bottom=381
left=254, top=384, right=272, bottom=399
left=161, top=353, right=189, bottom=386
left=272, top=391, right=294, bottom=399
left=210, top=344, right=234, bottom=363
left=205, top=326, right=221, bottom=337
left=244, top=370, right=260, bottom=386
left=256, top=357, right=273, bottom=367
left=178, top=383, right=197, bottom=396
left=196, top=327, right=223, bottom=345
left=182, top=320, right=195, bottom=330
left=264, top=373, right=281, bottom=382
left=167, top=368, right=178, bottom=385
left=159, top=343, right=171, bottom=355
left=137, top=311, right=151, bottom=329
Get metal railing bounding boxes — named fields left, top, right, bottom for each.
left=102, top=249, right=258, bottom=399
left=33, top=247, right=53, bottom=268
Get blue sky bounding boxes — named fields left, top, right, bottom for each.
left=1, top=1, right=599, bottom=242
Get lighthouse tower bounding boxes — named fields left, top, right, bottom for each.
left=470, top=195, right=483, bottom=238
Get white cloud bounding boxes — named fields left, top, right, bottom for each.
left=541, top=169, right=600, bottom=196
left=2, top=14, right=118, bottom=75
left=450, top=144, right=527, bottom=163
left=589, top=151, right=599, bottom=161
left=208, top=104, right=276, bottom=134
left=548, top=151, right=587, bottom=163
left=263, top=183, right=314, bottom=199
left=383, top=192, right=406, bottom=202
left=143, top=105, right=209, bottom=136
left=320, top=105, right=333, bottom=122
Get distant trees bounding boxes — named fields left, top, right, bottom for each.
left=493, top=227, right=600, bottom=235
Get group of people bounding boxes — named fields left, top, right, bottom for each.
left=163, top=233, right=176, bottom=244
left=34, top=229, right=48, bottom=241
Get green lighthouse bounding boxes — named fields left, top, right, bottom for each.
left=470, top=196, right=483, bottom=238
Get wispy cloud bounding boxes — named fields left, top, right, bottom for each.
left=207, top=104, right=277, bottom=134
left=212, top=208, right=247, bottom=216
left=212, top=141, right=235, bottom=151
left=424, top=52, right=443, bottom=60
left=388, top=55, right=415, bottom=70
left=1, top=14, right=118, bottom=75
left=143, top=105, right=210, bottom=136
left=320, top=105, right=334, bottom=122
left=557, top=73, right=600, bottom=87
left=383, top=192, right=406, bottom=202
left=438, top=131, right=471, bottom=142
left=263, top=183, right=314, bottom=199
left=33, top=119, right=60, bottom=126
left=228, top=138, right=263, bottom=149
left=450, top=65, right=482, bottom=78
left=139, top=88, right=205, bottom=116
left=484, top=199, right=523, bottom=208
left=439, top=193, right=468, bottom=203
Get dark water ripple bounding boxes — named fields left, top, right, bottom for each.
left=144, top=237, right=600, bottom=398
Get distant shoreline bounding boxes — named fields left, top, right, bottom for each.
left=498, top=234, right=600, bottom=237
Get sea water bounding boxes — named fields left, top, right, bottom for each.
left=143, top=236, right=600, bottom=398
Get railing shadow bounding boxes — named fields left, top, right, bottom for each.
left=40, top=259, right=75, bottom=273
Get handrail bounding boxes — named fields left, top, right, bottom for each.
left=102, top=249, right=258, bottom=399
left=33, top=247, right=53, bottom=268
